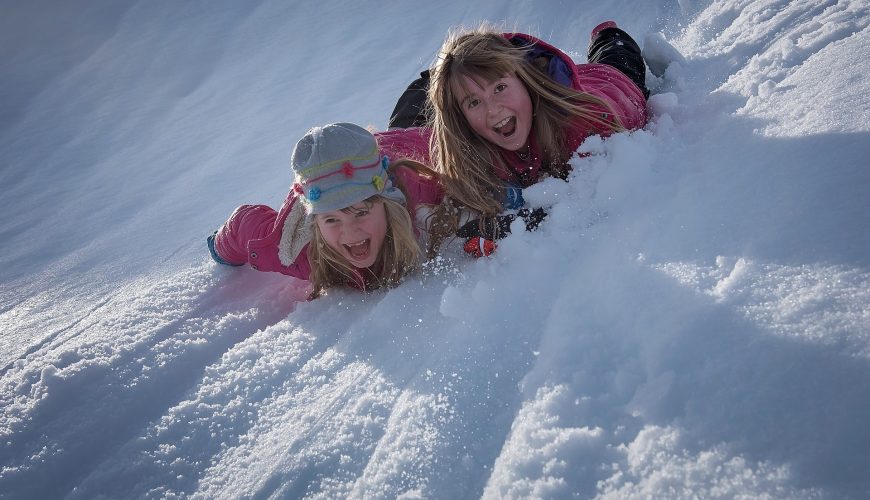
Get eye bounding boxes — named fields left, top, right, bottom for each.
left=355, top=209, right=370, bottom=218
left=495, top=83, right=507, bottom=93
left=466, top=98, right=480, bottom=110
left=321, top=216, right=338, bottom=224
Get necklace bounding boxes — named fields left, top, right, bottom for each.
left=517, top=145, right=532, bottom=161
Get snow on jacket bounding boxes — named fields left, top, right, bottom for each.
left=495, top=32, right=648, bottom=187
left=212, top=127, right=441, bottom=285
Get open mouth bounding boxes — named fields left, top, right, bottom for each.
left=343, top=239, right=371, bottom=261
left=493, top=116, right=517, bottom=137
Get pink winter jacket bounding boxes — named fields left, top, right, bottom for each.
left=213, top=127, right=441, bottom=285
left=496, top=33, right=648, bottom=187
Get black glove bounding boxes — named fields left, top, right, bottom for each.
left=456, top=208, right=549, bottom=260
left=457, top=214, right=515, bottom=241
left=457, top=208, right=548, bottom=239
left=518, top=207, right=547, bottom=231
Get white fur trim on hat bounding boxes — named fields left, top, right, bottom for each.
left=278, top=200, right=312, bottom=266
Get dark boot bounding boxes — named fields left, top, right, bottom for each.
left=588, top=22, right=650, bottom=99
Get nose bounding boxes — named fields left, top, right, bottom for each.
left=344, top=218, right=365, bottom=234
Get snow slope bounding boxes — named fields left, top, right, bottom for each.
left=1, top=0, right=869, bottom=498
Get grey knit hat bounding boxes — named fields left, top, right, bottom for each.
left=291, top=123, right=405, bottom=214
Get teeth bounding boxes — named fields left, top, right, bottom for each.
left=346, top=240, right=367, bottom=248
left=493, top=117, right=511, bottom=129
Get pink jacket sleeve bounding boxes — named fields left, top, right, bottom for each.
left=213, top=205, right=275, bottom=265
left=392, top=166, right=443, bottom=209
left=375, top=127, right=432, bottom=164
left=213, top=203, right=312, bottom=280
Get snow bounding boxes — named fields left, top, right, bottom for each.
left=1, top=0, right=869, bottom=498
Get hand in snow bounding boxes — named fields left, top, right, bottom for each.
left=457, top=208, right=548, bottom=258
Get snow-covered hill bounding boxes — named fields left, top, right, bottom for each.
left=2, top=1, right=869, bottom=498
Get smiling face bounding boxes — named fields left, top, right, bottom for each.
left=456, top=73, right=533, bottom=152
left=314, top=199, right=388, bottom=269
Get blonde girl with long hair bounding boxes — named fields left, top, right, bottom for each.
left=209, top=123, right=442, bottom=297
left=422, top=22, right=649, bottom=255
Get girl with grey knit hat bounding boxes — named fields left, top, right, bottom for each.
left=208, top=123, right=444, bottom=298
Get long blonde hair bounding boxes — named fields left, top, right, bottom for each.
left=428, top=25, right=624, bottom=218
left=306, top=160, right=436, bottom=297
